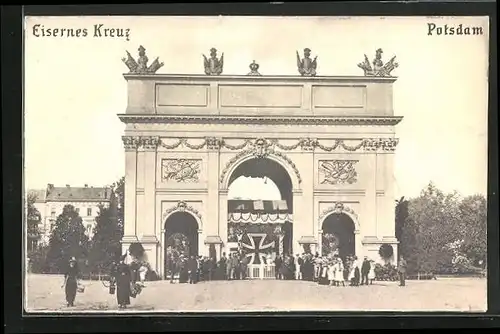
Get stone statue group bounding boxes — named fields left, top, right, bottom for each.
left=122, top=46, right=398, bottom=77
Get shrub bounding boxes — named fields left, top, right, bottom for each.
left=374, top=263, right=398, bottom=281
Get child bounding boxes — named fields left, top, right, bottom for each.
left=368, top=260, right=376, bottom=285
left=138, top=264, right=148, bottom=286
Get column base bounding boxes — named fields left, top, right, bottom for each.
left=298, top=236, right=318, bottom=254
left=121, top=235, right=138, bottom=253
left=361, top=237, right=399, bottom=265
left=139, top=235, right=160, bottom=244
left=137, top=235, right=160, bottom=274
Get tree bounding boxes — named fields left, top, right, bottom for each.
left=88, top=177, right=125, bottom=273
left=26, top=191, right=42, bottom=253
left=395, top=196, right=409, bottom=257
left=401, top=182, right=462, bottom=274
left=45, top=205, right=90, bottom=273
left=458, top=194, right=487, bottom=267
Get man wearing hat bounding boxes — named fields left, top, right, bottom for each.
left=361, top=256, right=371, bottom=285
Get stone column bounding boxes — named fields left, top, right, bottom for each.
left=362, top=150, right=378, bottom=241
left=293, top=146, right=314, bottom=255
left=219, top=191, right=228, bottom=255
left=380, top=151, right=399, bottom=263
left=139, top=136, right=160, bottom=272
left=122, top=136, right=140, bottom=252
left=206, top=138, right=221, bottom=255
left=354, top=229, right=363, bottom=258
left=159, top=229, right=165, bottom=279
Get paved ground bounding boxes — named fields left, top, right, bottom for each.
left=25, top=274, right=487, bottom=313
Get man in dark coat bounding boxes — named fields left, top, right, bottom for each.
left=218, top=253, right=228, bottom=280
left=188, top=256, right=198, bottom=284
left=274, top=255, right=283, bottom=279
left=62, top=257, right=80, bottom=307
left=398, top=256, right=407, bottom=287
left=230, top=253, right=239, bottom=280
left=240, top=255, right=249, bottom=280
left=115, top=257, right=131, bottom=309
left=361, top=256, right=371, bottom=285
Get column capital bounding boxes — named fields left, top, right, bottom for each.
left=362, top=138, right=399, bottom=152
left=205, top=137, right=223, bottom=150
left=141, top=136, right=160, bottom=151
left=122, top=136, right=141, bottom=151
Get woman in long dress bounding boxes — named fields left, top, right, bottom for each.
left=62, top=257, right=80, bottom=307
left=335, top=258, right=345, bottom=287
left=349, top=256, right=359, bottom=286
left=319, top=258, right=329, bottom=285
left=368, top=259, right=376, bottom=285
left=115, top=258, right=131, bottom=309
left=327, top=259, right=336, bottom=286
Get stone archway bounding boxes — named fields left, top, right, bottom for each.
left=226, top=156, right=294, bottom=265
left=164, top=211, right=199, bottom=271
left=319, top=203, right=359, bottom=259
left=321, top=212, right=356, bottom=260
left=220, top=140, right=302, bottom=191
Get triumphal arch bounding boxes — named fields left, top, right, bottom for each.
left=119, top=46, right=402, bottom=279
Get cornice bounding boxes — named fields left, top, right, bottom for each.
left=118, top=114, right=403, bottom=126
left=123, top=73, right=398, bottom=83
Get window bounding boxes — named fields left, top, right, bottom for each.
left=51, top=208, right=56, bottom=217
left=87, top=208, right=92, bottom=216
left=75, top=208, right=80, bottom=214
left=86, top=225, right=92, bottom=235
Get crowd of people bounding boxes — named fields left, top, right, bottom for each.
left=164, top=250, right=382, bottom=287
left=62, top=249, right=408, bottom=308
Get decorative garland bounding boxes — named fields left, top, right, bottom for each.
left=228, top=212, right=293, bottom=223
left=156, top=137, right=399, bottom=153
left=379, top=243, right=394, bottom=259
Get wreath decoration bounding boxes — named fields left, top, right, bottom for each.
left=322, top=233, right=340, bottom=255
left=378, top=243, right=394, bottom=260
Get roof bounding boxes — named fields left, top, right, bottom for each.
left=228, top=200, right=289, bottom=213
left=45, top=184, right=111, bottom=202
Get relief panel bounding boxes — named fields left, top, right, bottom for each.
left=161, top=159, right=202, bottom=183
left=318, top=159, right=359, bottom=185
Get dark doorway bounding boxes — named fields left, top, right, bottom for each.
left=321, top=213, right=356, bottom=260
left=164, top=211, right=199, bottom=264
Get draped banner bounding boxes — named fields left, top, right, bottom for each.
left=228, top=212, right=293, bottom=224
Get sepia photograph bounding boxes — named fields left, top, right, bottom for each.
left=23, top=15, right=489, bottom=313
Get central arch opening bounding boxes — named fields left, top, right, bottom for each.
left=227, top=157, right=293, bottom=266
left=164, top=211, right=199, bottom=279
left=321, top=213, right=356, bottom=260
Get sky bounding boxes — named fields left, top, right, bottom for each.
left=24, top=16, right=489, bottom=199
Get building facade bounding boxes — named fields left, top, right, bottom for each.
left=119, top=51, right=403, bottom=279
left=30, top=184, right=112, bottom=245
